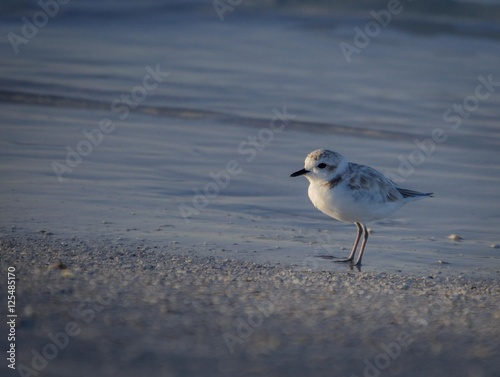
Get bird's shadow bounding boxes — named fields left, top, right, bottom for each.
left=315, top=255, right=362, bottom=272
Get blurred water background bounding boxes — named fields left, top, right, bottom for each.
left=0, top=0, right=499, bottom=275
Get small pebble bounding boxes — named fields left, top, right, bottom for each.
left=61, top=269, right=73, bottom=278
left=48, top=261, right=67, bottom=270
left=448, top=234, right=463, bottom=241
left=23, top=305, right=35, bottom=318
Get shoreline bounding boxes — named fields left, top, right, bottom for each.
left=1, top=233, right=499, bottom=377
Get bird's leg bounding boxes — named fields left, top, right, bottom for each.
left=354, top=223, right=369, bottom=266
left=335, top=222, right=363, bottom=263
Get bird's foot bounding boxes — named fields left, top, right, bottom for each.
left=316, top=255, right=360, bottom=270
left=316, top=255, right=353, bottom=262
left=350, top=263, right=362, bottom=272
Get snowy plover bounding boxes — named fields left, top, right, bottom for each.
left=291, top=149, right=432, bottom=266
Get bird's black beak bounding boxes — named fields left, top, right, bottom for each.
left=290, top=168, right=309, bottom=177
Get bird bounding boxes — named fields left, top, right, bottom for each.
left=290, top=149, right=432, bottom=266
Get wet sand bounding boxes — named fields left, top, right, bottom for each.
left=2, top=233, right=499, bottom=377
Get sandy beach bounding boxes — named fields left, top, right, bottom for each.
left=2, top=233, right=499, bottom=377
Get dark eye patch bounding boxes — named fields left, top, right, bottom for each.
left=317, top=163, right=327, bottom=169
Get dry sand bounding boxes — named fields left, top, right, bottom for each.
left=2, top=233, right=499, bottom=377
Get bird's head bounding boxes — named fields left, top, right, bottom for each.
left=290, top=149, right=348, bottom=183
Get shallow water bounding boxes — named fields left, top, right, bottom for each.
left=1, top=1, right=499, bottom=277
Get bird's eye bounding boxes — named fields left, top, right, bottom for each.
left=317, top=163, right=327, bottom=169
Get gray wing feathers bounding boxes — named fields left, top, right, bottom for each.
left=346, top=164, right=401, bottom=203
left=346, top=163, right=432, bottom=203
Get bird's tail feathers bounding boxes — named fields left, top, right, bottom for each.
left=397, top=188, right=433, bottom=199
